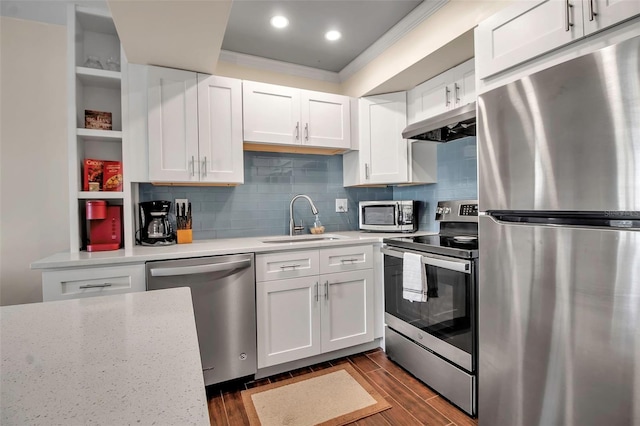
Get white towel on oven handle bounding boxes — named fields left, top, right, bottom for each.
left=402, top=252, right=427, bottom=302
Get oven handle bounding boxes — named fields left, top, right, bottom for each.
left=381, top=247, right=471, bottom=274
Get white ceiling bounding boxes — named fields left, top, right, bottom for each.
left=222, top=0, right=422, bottom=73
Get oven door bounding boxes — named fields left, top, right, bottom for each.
left=382, top=246, right=476, bottom=372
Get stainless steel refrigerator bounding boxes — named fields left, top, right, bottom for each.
left=477, top=35, right=640, bottom=425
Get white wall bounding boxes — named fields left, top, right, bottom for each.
left=0, top=17, right=69, bottom=305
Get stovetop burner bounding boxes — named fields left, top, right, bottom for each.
left=384, top=200, right=479, bottom=259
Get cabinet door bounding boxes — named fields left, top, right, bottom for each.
left=243, top=81, right=301, bottom=145
left=300, top=91, right=350, bottom=149
left=197, top=75, right=244, bottom=184
left=407, top=71, right=450, bottom=124
left=584, top=0, right=640, bottom=34
left=320, top=269, right=374, bottom=353
left=476, top=0, right=584, bottom=79
left=147, top=66, right=199, bottom=182
left=257, top=277, right=321, bottom=368
left=452, top=59, right=476, bottom=107
left=360, top=92, right=408, bottom=184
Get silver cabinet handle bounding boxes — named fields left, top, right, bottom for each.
left=454, top=83, right=460, bottom=103
left=315, top=282, right=319, bottom=302
left=365, top=163, right=370, bottom=180
left=588, top=0, right=597, bottom=21
left=295, top=122, right=300, bottom=140
left=565, top=0, right=574, bottom=31
left=190, top=155, right=195, bottom=177
left=149, top=259, right=251, bottom=277
left=280, top=264, right=301, bottom=270
left=201, top=156, right=207, bottom=178
left=304, top=123, right=309, bottom=141
left=445, top=86, right=451, bottom=106
left=79, top=283, right=112, bottom=289
left=340, top=258, right=358, bottom=263
left=381, top=247, right=471, bottom=274
left=324, top=281, right=329, bottom=300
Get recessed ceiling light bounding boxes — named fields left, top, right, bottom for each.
left=325, top=30, right=342, bottom=41
left=270, top=16, right=289, bottom=29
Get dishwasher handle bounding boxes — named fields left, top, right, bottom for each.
left=149, top=259, right=251, bottom=277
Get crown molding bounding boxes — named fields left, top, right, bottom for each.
left=339, top=0, right=449, bottom=82
left=218, top=50, right=341, bottom=84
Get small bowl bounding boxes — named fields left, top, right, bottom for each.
left=310, top=226, right=325, bottom=234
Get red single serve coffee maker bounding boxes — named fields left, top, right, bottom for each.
left=85, top=200, right=122, bottom=252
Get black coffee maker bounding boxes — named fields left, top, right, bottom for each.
left=139, top=201, right=175, bottom=246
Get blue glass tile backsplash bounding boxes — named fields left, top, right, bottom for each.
left=139, top=151, right=393, bottom=240
left=394, top=137, right=477, bottom=232
left=139, top=138, right=477, bottom=240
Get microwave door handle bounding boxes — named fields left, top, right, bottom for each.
left=381, top=247, right=471, bottom=274
left=396, top=203, right=400, bottom=226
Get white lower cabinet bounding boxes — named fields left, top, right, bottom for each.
left=256, top=246, right=375, bottom=368
left=42, top=264, right=145, bottom=302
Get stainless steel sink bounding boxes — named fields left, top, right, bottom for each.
left=261, top=234, right=347, bottom=244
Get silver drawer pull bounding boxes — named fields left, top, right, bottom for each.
left=79, top=283, right=112, bottom=289
left=280, top=264, right=301, bottom=270
left=340, top=258, right=359, bottom=263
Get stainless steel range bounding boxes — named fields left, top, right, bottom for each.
left=382, top=199, right=478, bottom=416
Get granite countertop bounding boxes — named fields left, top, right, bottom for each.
left=31, top=230, right=436, bottom=270
left=0, top=288, right=209, bottom=425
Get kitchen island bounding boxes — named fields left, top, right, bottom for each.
left=0, top=287, right=209, bottom=425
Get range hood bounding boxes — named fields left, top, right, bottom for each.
left=402, top=102, right=476, bottom=142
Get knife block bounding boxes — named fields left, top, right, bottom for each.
left=177, top=229, right=192, bottom=244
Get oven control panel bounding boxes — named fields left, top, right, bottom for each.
left=459, top=204, right=478, bottom=216
left=435, top=200, right=479, bottom=222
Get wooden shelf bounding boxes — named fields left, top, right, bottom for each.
left=77, top=128, right=122, bottom=142
left=76, top=67, right=121, bottom=90
left=77, top=191, right=124, bottom=200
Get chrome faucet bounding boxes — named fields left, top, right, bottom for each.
left=289, top=195, right=319, bottom=235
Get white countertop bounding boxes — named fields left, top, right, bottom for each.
left=0, top=288, right=209, bottom=425
left=31, top=231, right=435, bottom=270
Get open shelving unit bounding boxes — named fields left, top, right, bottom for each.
left=67, top=5, right=132, bottom=253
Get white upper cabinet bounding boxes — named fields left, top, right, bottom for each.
left=408, top=59, right=475, bottom=125
left=343, top=91, right=437, bottom=186
left=243, top=81, right=351, bottom=149
left=583, top=0, right=640, bottom=34
left=476, top=0, right=584, bottom=80
left=361, top=92, right=408, bottom=184
left=147, top=66, right=243, bottom=184
left=197, top=75, right=244, bottom=183
left=243, top=81, right=300, bottom=145
left=300, top=91, right=350, bottom=149
left=476, top=0, right=640, bottom=80
left=148, top=66, right=199, bottom=182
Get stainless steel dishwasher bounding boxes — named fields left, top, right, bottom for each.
left=146, top=253, right=256, bottom=386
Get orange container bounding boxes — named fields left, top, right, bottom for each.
left=177, top=229, right=193, bottom=244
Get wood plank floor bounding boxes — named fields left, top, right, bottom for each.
left=206, top=348, right=478, bottom=426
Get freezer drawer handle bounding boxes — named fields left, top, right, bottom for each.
left=149, top=259, right=251, bottom=277
left=79, top=283, right=112, bottom=289
left=381, top=247, right=471, bottom=274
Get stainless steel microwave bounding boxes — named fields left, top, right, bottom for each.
left=359, top=200, right=417, bottom=232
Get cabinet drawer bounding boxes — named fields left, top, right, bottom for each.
left=320, top=245, right=373, bottom=274
left=256, top=250, right=319, bottom=281
left=42, top=264, right=146, bottom=302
